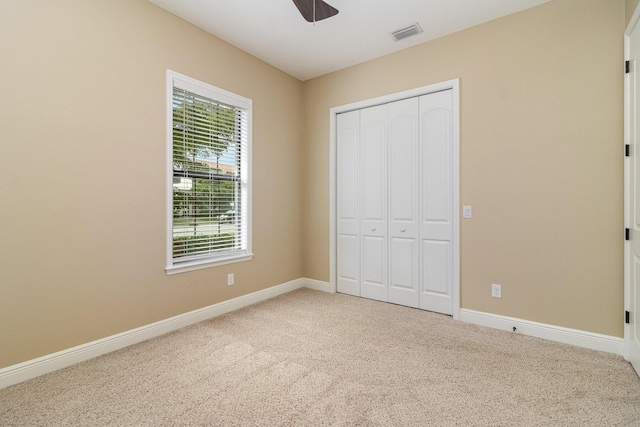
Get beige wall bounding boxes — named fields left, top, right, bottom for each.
left=628, top=0, right=640, bottom=27
left=302, top=0, right=625, bottom=337
left=0, top=0, right=304, bottom=368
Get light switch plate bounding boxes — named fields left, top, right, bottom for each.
left=463, top=206, right=472, bottom=219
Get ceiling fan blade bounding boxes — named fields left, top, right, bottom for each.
left=292, top=0, right=339, bottom=22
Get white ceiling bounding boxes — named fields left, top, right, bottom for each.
left=149, top=0, right=551, bottom=81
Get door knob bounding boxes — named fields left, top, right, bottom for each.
left=401, top=228, right=406, bottom=232
left=371, top=227, right=376, bottom=231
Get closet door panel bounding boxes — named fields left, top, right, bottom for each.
left=337, top=235, right=359, bottom=292
left=389, top=103, right=418, bottom=223
left=423, top=240, right=450, bottom=293
left=336, top=110, right=360, bottom=296
left=422, top=107, right=451, bottom=223
left=422, top=240, right=452, bottom=314
left=360, top=105, right=388, bottom=302
left=419, top=90, right=453, bottom=314
left=361, top=110, right=386, bottom=225
left=388, top=97, right=419, bottom=308
left=361, top=236, right=387, bottom=301
left=389, top=237, right=419, bottom=307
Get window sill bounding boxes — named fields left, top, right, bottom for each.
left=166, top=253, right=253, bottom=275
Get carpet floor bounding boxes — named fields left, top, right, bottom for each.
left=1, top=288, right=639, bottom=426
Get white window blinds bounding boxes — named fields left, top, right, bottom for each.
left=167, top=71, right=251, bottom=273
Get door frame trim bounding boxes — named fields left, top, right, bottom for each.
left=329, top=79, right=460, bottom=320
left=624, top=7, right=640, bottom=363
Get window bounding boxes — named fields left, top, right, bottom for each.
left=166, top=71, right=252, bottom=274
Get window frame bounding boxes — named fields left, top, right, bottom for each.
left=166, top=70, right=252, bottom=275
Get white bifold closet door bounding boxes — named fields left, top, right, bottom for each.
left=336, top=89, right=454, bottom=315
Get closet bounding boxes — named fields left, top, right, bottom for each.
left=336, top=89, right=455, bottom=315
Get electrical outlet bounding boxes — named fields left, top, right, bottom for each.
left=227, top=273, right=234, bottom=286
left=491, top=283, right=501, bottom=298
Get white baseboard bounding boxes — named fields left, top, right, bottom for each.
left=459, top=309, right=624, bottom=356
left=16, top=281, right=619, bottom=390
left=0, top=278, right=324, bottom=390
left=300, top=278, right=333, bottom=293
